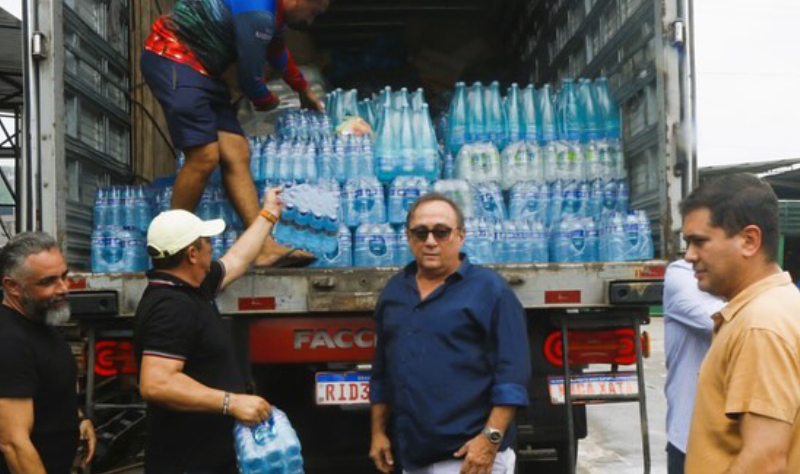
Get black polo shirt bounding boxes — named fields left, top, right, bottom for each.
left=0, top=305, right=80, bottom=474
left=134, top=261, right=247, bottom=473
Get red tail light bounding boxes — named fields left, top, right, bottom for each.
left=543, top=329, right=647, bottom=367
left=95, top=340, right=137, bottom=377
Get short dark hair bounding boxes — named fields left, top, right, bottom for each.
left=149, top=237, right=203, bottom=271
left=0, top=232, right=59, bottom=280
left=680, top=173, right=780, bottom=262
left=405, top=193, right=465, bottom=230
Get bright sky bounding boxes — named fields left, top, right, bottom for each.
left=1, top=0, right=800, bottom=167
left=694, top=0, right=800, bottom=166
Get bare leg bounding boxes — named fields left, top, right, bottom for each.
left=217, top=131, right=260, bottom=226
left=217, top=131, right=309, bottom=267
left=171, top=142, right=220, bottom=211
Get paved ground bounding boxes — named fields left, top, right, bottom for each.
left=577, top=317, right=668, bottom=474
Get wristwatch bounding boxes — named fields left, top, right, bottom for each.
left=482, top=427, right=503, bottom=444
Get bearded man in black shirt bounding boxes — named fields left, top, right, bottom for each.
left=0, top=232, right=96, bottom=474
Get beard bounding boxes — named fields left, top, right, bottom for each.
left=22, top=293, right=71, bottom=326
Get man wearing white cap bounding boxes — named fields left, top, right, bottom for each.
left=133, top=188, right=281, bottom=474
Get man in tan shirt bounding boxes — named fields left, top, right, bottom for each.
left=681, top=173, right=800, bottom=474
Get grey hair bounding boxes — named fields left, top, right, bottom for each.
left=0, top=232, right=59, bottom=280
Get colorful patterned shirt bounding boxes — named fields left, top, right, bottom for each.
left=144, top=0, right=307, bottom=109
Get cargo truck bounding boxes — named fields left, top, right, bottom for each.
left=18, top=0, right=695, bottom=472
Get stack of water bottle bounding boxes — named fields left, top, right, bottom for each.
left=248, top=134, right=375, bottom=185
left=275, top=110, right=332, bottom=143
left=91, top=186, right=154, bottom=273
left=272, top=184, right=340, bottom=256
left=440, top=76, right=653, bottom=263
left=235, top=407, right=304, bottom=474
left=325, top=86, right=439, bottom=182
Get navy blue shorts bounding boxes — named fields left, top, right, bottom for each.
left=140, top=51, right=245, bottom=150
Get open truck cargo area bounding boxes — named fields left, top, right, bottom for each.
left=18, top=0, right=696, bottom=472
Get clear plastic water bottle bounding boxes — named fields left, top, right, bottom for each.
left=637, top=210, right=654, bottom=260
left=623, top=211, right=641, bottom=261
left=486, top=81, right=507, bottom=148
left=354, top=224, right=372, bottom=267
left=477, top=218, right=494, bottom=263
left=375, top=105, right=396, bottom=182
left=603, top=212, right=626, bottom=262
left=506, top=83, right=526, bottom=145
left=304, top=143, right=318, bottom=184
left=418, top=104, right=439, bottom=180
left=503, top=220, right=521, bottom=263
left=443, top=152, right=455, bottom=180
left=590, top=180, right=604, bottom=219
left=388, top=176, right=406, bottom=225
left=538, top=84, right=557, bottom=145
left=93, top=188, right=108, bottom=230
left=531, top=219, right=549, bottom=263
left=321, top=224, right=352, bottom=268
left=135, top=187, right=154, bottom=233
left=291, top=142, right=305, bottom=184
left=398, top=105, right=415, bottom=176
left=466, top=82, right=486, bottom=143
left=448, top=82, right=468, bottom=154
left=584, top=218, right=599, bottom=262
left=91, top=230, right=107, bottom=272
left=603, top=179, right=619, bottom=214
left=277, top=142, right=293, bottom=183
left=492, top=219, right=505, bottom=263
left=617, top=180, right=629, bottom=213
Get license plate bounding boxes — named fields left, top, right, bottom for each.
left=315, top=371, right=371, bottom=406
left=547, top=372, right=638, bottom=404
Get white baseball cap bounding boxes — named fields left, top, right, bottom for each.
left=146, top=210, right=226, bottom=259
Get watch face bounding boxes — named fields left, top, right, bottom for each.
left=484, top=428, right=502, bottom=443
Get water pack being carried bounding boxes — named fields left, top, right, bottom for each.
left=234, top=407, right=304, bottom=474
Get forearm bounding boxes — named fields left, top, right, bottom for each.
left=228, top=214, right=274, bottom=264
left=486, top=405, right=516, bottom=434
left=221, top=214, right=274, bottom=283
left=370, top=403, right=392, bottom=436
left=0, top=438, right=46, bottom=474
left=141, top=370, right=227, bottom=414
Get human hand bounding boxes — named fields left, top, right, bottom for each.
left=369, top=431, right=395, bottom=473
left=262, top=187, right=282, bottom=221
left=299, top=88, right=324, bottom=112
left=228, top=393, right=272, bottom=426
left=78, top=419, right=96, bottom=467
left=255, top=92, right=281, bottom=112
left=453, top=433, right=499, bottom=474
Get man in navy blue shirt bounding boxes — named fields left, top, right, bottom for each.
left=369, top=194, right=531, bottom=474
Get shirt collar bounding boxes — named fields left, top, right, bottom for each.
left=404, top=253, right=471, bottom=282
left=146, top=269, right=192, bottom=288
left=718, top=271, right=792, bottom=322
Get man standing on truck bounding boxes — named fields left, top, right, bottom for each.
left=663, top=259, right=724, bottom=474
left=134, top=188, right=282, bottom=473
left=0, top=232, right=96, bottom=474
left=369, top=194, right=531, bottom=474
left=682, top=173, right=800, bottom=473
left=140, top=0, right=329, bottom=267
